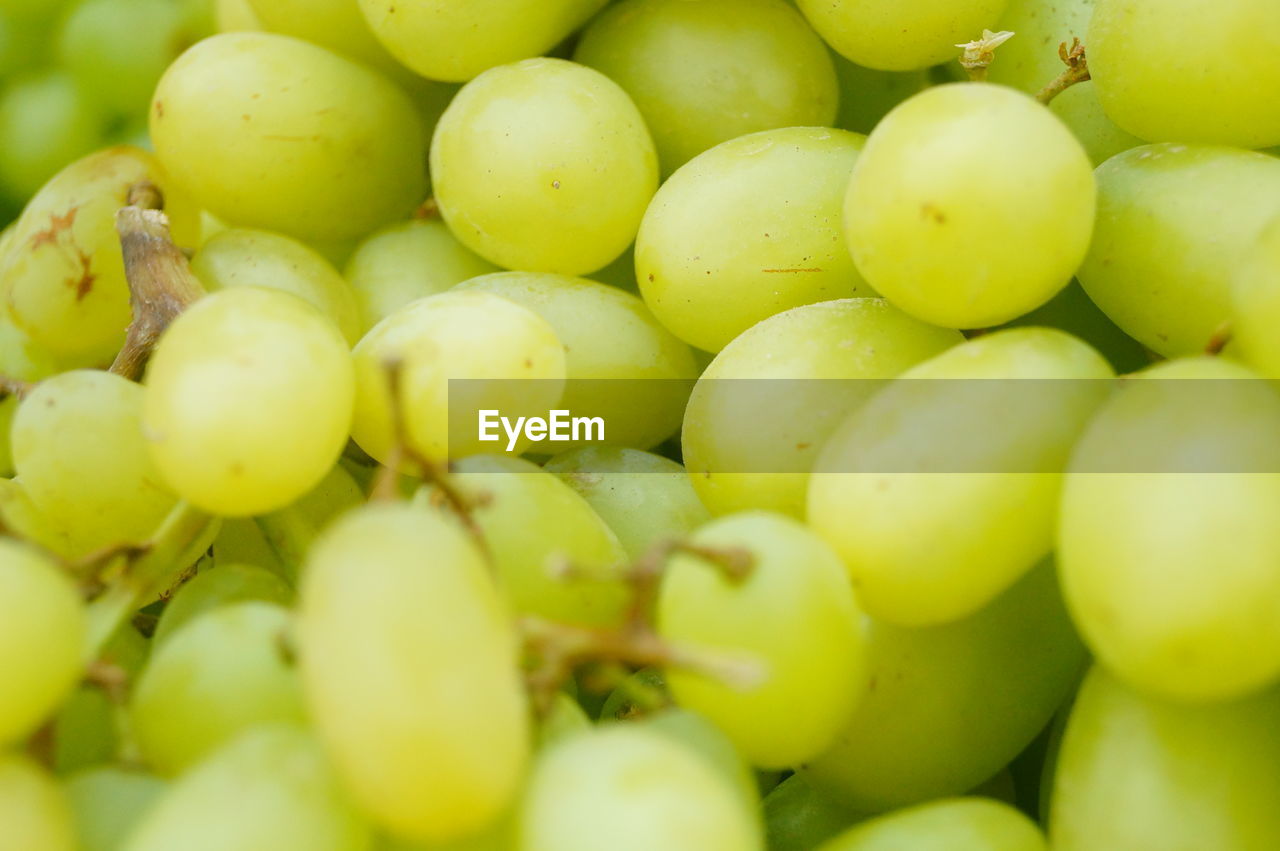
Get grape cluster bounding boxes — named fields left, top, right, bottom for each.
left=1, top=0, right=1279, bottom=849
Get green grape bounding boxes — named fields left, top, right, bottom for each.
left=657, top=512, right=866, bottom=768
left=0, top=754, right=76, bottom=851
left=431, top=58, right=656, bottom=275
left=153, top=563, right=293, bottom=645
left=0, top=309, right=71, bottom=387
left=683, top=298, right=962, bottom=519
left=574, top=0, right=838, bottom=174
left=538, top=692, right=591, bottom=748
left=191, top=228, right=364, bottom=345
left=1089, top=0, right=1280, bottom=149
left=1004, top=282, right=1149, bottom=375
left=0, top=71, right=106, bottom=205
left=0, top=9, right=50, bottom=77
left=543, top=447, right=710, bottom=560
left=764, top=774, right=863, bottom=851
left=0, top=478, right=81, bottom=559
left=356, top=0, right=607, bottom=82
left=123, top=725, right=371, bottom=851
left=637, top=127, right=872, bottom=352
left=151, top=32, right=427, bottom=241
left=344, top=219, right=499, bottom=333
left=143, top=287, right=355, bottom=516
left=1059, top=356, right=1280, bottom=703
left=422, top=454, right=629, bottom=627
left=298, top=502, right=529, bottom=843
left=255, top=461, right=366, bottom=582
left=518, top=725, right=763, bottom=851
left=130, top=602, right=306, bottom=775
left=632, top=709, right=759, bottom=818
left=809, top=328, right=1112, bottom=626
left=1048, top=82, right=1143, bottom=166
left=801, top=562, right=1086, bottom=813
left=456, top=271, right=698, bottom=450
left=820, top=798, right=1045, bottom=851
left=51, top=686, right=118, bottom=773
left=1231, top=216, right=1280, bottom=377
left=12, top=370, right=177, bottom=555
left=794, top=0, right=1010, bottom=71
left=215, top=0, right=260, bottom=30
left=247, top=0, right=410, bottom=73
left=831, top=55, right=930, bottom=135
left=845, top=84, right=1094, bottom=329
left=0, top=0, right=74, bottom=20
left=0, top=146, right=200, bottom=363
left=1051, top=668, right=1280, bottom=850
left=211, top=518, right=288, bottom=577
left=65, top=767, right=166, bottom=851
left=0, top=538, right=85, bottom=745
left=350, top=290, right=565, bottom=466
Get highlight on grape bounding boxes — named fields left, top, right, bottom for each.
left=1, top=0, right=1279, bottom=849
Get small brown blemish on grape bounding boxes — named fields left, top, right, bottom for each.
left=230, top=463, right=245, bottom=476
left=524, top=358, right=533, bottom=368
left=763, top=267, right=822, bottom=274
left=552, top=180, right=561, bottom=189
left=921, top=202, right=946, bottom=224
left=29, top=207, right=80, bottom=250
left=72, top=249, right=96, bottom=302
left=155, top=100, right=165, bottom=119
left=647, top=273, right=654, bottom=282
left=795, top=442, right=811, bottom=450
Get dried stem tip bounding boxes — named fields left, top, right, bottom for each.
left=957, top=29, right=1016, bottom=82
left=1036, top=38, right=1091, bottom=105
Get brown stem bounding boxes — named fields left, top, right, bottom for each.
left=957, top=29, right=1016, bottom=82
left=84, top=660, right=129, bottom=705
left=0, top=374, right=34, bottom=400
left=412, top=197, right=440, bottom=220
left=1205, top=321, right=1233, bottom=356
left=1036, top=38, right=1091, bottom=105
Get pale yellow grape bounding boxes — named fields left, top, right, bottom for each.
left=0, top=539, right=85, bottom=745
left=808, top=328, right=1112, bottom=626
left=832, top=56, right=930, bottom=135
left=0, top=146, right=199, bottom=363
left=0, top=754, right=76, bottom=851
left=801, top=562, right=1086, bottom=812
left=657, top=512, right=865, bottom=768
left=820, top=798, right=1045, bottom=851
left=1089, top=0, right=1280, bottom=149
left=794, top=0, right=1009, bottom=71
left=543, top=447, right=710, bottom=561
left=350, top=290, right=565, bottom=466
left=192, top=228, right=364, bottom=345
left=1051, top=668, right=1280, bottom=850
left=344, top=219, right=499, bottom=332
left=123, top=726, right=371, bottom=851
left=574, top=0, right=838, bottom=174
left=1047, top=82, right=1143, bottom=166
left=1059, top=357, right=1280, bottom=703
left=519, top=725, right=763, bottom=851
left=1077, top=144, right=1280, bottom=356
left=150, top=32, right=426, bottom=241
left=299, top=503, right=529, bottom=843
left=143, top=287, right=355, bottom=516
left=431, top=58, right=657, bottom=275
left=1233, top=217, right=1280, bottom=377
left=637, top=127, right=871, bottom=351
left=683, top=298, right=962, bottom=519
left=357, top=0, right=607, bottom=82
left=65, top=768, right=166, bottom=851
left=845, top=83, right=1094, bottom=329
left=152, top=563, right=293, bottom=646
left=457, top=271, right=697, bottom=450
left=13, top=370, right=177, bottom=555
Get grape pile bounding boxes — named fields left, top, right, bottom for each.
left=0, top=0, right=1279, bottom=849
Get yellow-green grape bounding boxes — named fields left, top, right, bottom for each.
left=832, top=55, right=930, bottom=135
left=350, top=290, right=565, bottom=466
left=52, top=623, right=147, bottom=772
left=0, top=754, right=76, bottom=851
left=845, top=84, right=1094, bottom=329
left=683, top=298, right=962, bottom=519
left=425, top=455, right=629, bottom=628
left=794, top=0, right=1010, bottom=71
left=809, top=328, right=1112, bottom=626
left=1051, top=668, right=1280, bottom=850
left=538, top=692, right=592, bottom=748
left=519, top=725, right=763, bottom=851
left=356, top=0, right=606, bottom=82
left=192, top=228, right=364, bottom=345
left=130, top=602, right=306, bottom=775
left=1, top=146, right=200, bottom=363
left=1231, top=216, right=1280, bottom=377
left=247, top=0, right=412, bottom=73
left=801, top=563, right=1086, bottom=812
left=299, top=503, right=529, bottom=843
left=1089, top=0, right=1280, bottom=149
left=456, top=271, right=698, bottom=450
left=1047, top=82, right=1143, bottom=167
left=1077, top=148, right=1280, bottom=357
left=543, top=447, right=711, bottom=561
left=431, top=58, right=657, bottom=275
left=12, top=370, right=177, bottom=555
left=0, top=479, right=81, bottom=559
left=151, top=33, right=427, bottom=241
left=0, top=71, right=105, bottom=205
left=256, top=461, right=366, bottom=583
left=1059, top=357, right=1280, bottom=703
left=574, top=0, right=838, bottom=174
left=143, top=287, right=355, bottom=516
left=637, top=127, right=871, bottom=352
left=0, top=539, right=85, bottom=745
left=216, top=0, right=260, bottom=30
left=657, top=512, right=866, bottom=768
left=153, top=563, right=293, bottom=646
left=344, top=219, right=499, bottom=333
left=65, top=768, right=167, bottom=851
left=820, top=798, right=1045, bottom=851
left=123, top=725, right=371, bottom=851
left=763, top=774, right=862, bottom=851
left=211, top=518, right=287, bottom=577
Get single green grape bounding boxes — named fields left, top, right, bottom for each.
left=820, top=798, right=1046, bottom=851
left=215, top=0, right=260, bottom=30
left=153, top=563, right=293, bottom=646
left=255, top=461, right=366, bottom=583
left=763, top=774, right=864, bottom=851
left=637, top=127, right=872, bottom=352
left=831, top=55, right=930, bottom=135
left=65, top=767, right=167, bottom=851
left=1230, top=216, right=1280, bottom=377
left=51, top=622, right=147, bottom=772
left=537, top=692, right=592, bottom=749
left=0, top=478, right=82, bottom=559
left=210, top=518, right=288, bottom=578
left=1048, top=82, right=1144, bottom=166
left=0, top=71, right=106, bottom=205
left=0, top=754, right=76, bottom=851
